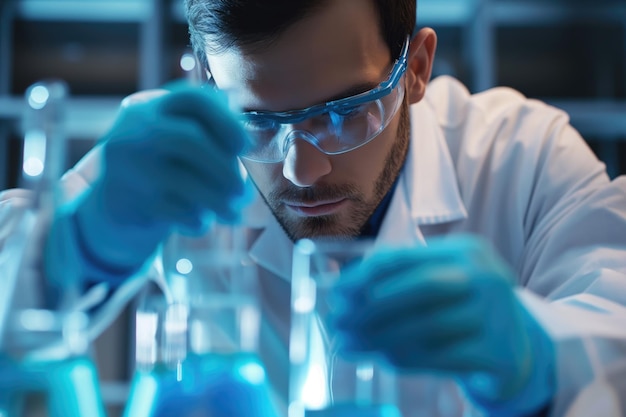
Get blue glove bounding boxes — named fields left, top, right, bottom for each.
left=49, top=84, right=249, bottom=284
left=331, top=235, right=555, bottom=416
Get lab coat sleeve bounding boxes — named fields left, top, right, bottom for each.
left=30, top=144, right=153, bottom=287
left=0, top=187, right=51, bottom=310
left=514, top=115, right=626, bottom=416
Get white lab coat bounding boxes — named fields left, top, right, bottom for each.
left=1, top=75, right=626, bottom=416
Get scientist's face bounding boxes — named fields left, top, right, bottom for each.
left=207, top=0, right=436, bottom=240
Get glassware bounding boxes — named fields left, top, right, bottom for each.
left=0, top=309, right=106, bottom=417
left=0, top=80, right=69, bottom=340
left=0, top=80, right=106, bottom=417
left=123, top=223, right=280, bottom=417
left=289, top=238, right=401, bottom=417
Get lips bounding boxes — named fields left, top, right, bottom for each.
left=284, top=198, right=348, bottom=217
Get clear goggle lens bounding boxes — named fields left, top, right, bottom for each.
left=239, top=78, right=405, bottom=163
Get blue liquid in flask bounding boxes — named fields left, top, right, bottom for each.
left=0, top=354, right=106, bottom=417
left=305, top=403, right=402, bottom=417
left=124, top=352, right=280, bottom=417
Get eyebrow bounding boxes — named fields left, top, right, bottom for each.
left=240, top=80, right=381, bottom=113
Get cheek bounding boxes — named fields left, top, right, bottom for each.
left=336, top=122, right=399, bottom=184
left=242, top=161, right=283, bottom=195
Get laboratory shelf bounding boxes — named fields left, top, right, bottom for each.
left=0, top=96, right=121, bottom=138
left=545, top=99, right=626, bottom=139
left=491, top=2, right=626, bottom=25
left=0, top=0, right=624, bottom=182
left=15, top=0, right=152, bottom=22
left=174, top=0, right=481, bottom=26
left=2, top=95, right=624, bottom=142
left=417, top=0, right=478, bottom=26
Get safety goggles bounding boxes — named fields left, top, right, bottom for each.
left=237, top=37, right=410, bottom=163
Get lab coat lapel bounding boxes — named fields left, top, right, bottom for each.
left=376, top=99, right=468, bottom=248
left=245, top=92, right=473, bottom=413
left=407, top=98, right=468, bottom=226
left=248, top=212, right=295, bottom=281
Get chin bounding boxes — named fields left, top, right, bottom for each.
left=278, top=213, right=363, bottom=242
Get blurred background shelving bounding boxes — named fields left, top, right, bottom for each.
left=0, top=0, right=625, bottom=415
left=1, top=0, right=626, bottom=191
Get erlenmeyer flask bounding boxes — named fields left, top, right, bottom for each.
left=123, top=223, right=280, bottom=417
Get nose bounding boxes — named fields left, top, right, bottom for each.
left=282, top=132, right=332, bottom=187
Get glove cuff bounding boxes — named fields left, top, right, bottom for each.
left=460, top=307, right=556, bottom=416
left=47, top=204, right=145, bottom=289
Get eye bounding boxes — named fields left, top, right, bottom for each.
left=242, top=118, right=277, bottom=132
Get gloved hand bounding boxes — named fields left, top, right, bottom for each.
left=49, top=83, right=249, bottom=284
left=330, top=235, right=555, bottom=416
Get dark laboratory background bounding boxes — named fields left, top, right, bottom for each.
left=0, top=0, right=625, bottom=416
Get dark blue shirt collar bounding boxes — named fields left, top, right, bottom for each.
left=359, top=173, right=401, bottom=238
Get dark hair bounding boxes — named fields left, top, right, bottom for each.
left=184, top=0, right=416, bottom=70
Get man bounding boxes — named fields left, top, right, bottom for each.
left=1, top=0, right=626, bottom=416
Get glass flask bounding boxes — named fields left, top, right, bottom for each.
left=0, top=80, right=106, bottom=417
left=123, top=223, right=280, bottom=417
left=0, top=309, right=106, bottom=417
left=289, top=238, right=401, bottom=417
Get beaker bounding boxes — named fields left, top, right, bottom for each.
left=123, top=223, right=280, bottom=417
left=289, top=238, right=401, bottom=417
left=0, top=309, right=106, bottom=417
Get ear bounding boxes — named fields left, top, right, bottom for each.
left=405, top=28, right=437, bottom=104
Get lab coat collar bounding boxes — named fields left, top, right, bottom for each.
left=248, top=97, right=468, bottom=281
left=405, top=94, right=468, bottom=225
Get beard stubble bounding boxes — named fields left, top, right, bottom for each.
left=263, top=97, right=411, bottom=242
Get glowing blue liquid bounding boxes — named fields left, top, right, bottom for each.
left=305, top=404, right=403, bottom=417
left=0, top=355, right=106, bottom=417
left=124, top=353, right=280, bottom=417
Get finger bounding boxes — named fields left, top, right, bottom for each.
left=118, top=117, right=244, bottom=199
left=338, top=235, right=505, bottom=294
left=335, top=246, right=466, bottom=301
left=362, top=295, right=483, bottom=352
left=334, top=264, right=472, bottom=330
left=154, top=141, right=244, bottom=197
left=359, top=244, right=469, bottom=279
left=148, top=117, right=245, bottom=189
left=107, top=150, right=241, bottom=228
left=369, top=263, right=471, bottom=303
left=103, top=168, right=203, bottom=229
left=157, top=87, right=247, bottom=155
left=149, top=192, right=204, bottom=228
left=165, top=176, right=241, bottom=221
left=371, top=333, right=493, bottom=374
left=418, top=338, right=497, bottom=374
left=141, top=161, right=241, bottom=222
